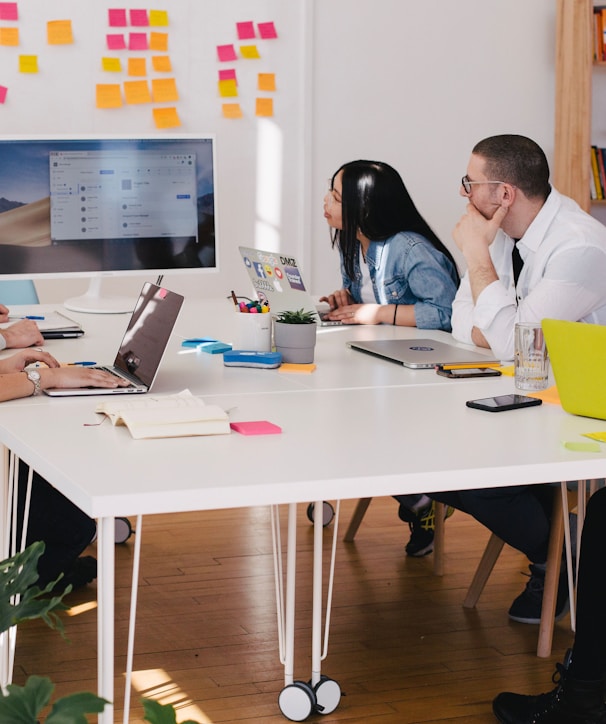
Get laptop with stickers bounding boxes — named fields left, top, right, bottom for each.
left=238, top=246, right=341, bottom=326
left=44, top=282, right=184, bottom=396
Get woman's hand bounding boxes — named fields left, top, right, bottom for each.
left=0, top=349, right=60, bottom=374
left=39, top=366, right=132, bottom=391
left=319, top=289, right=353, bottom=311
left=325, top=303, right=384, bottom=325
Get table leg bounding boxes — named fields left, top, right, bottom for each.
left=97, top=516, right=115, bottom=724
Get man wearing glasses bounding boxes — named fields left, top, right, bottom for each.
left=430, top=135, right=606, bottom=641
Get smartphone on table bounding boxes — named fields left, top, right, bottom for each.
left=466, top=394, right=542, bottom=412
left=436, top=366, right=502, bottom=379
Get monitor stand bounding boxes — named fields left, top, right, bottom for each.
left=64, top=278, right=136, bottom=314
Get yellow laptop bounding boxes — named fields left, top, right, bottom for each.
left=542, top=318, right=606, bottom=420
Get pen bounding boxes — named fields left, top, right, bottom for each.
left=437, top=362, right=502, bottom=370
left=9, top=315, right=45, bottom=320
left=68, top=361, right=97, bottom=366
left=230, top=290, right=239, bottom=307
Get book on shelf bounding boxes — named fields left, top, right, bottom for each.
left=95, top=389, right=231, bottom=440
left=595, top=6, right=606, bottom=62
left=590, top=145, right=605, bottom=200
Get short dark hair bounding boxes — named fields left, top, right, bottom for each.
left=472, top=134, right=551, bottom=201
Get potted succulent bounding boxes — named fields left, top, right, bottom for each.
left=0, top=541, right=199, bottom=724
left=273, top=309, right=318, bottom=364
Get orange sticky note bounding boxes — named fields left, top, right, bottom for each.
left=123, top=80, right=151, bottom=104
left=258, top=73, right=275, bottom=91
left=152, top=55, right=171, bottom=72
left=19, top=55, right=38, bottom=73
left=152, top=106, right=180, bottom=129
left=128, top=57, right=147, bottom=76
left=102, top=57, right=122, bottom=72
left=149, top=10, right=169, bottom=27
left=218, top=78, right=237, bottom=98
left=151, top=77, right=178, bottom=102
left=278, top=363, right=316, bottom=374
left=0, top=26, right=18, bottom=46
left=222, top=103, right=242, bottom=119
left=240, top=44, right=260, bottom=59
left=149, top=31, right=168, bottom=51
left=255, top=97, right=273, bottom=117
left=47, top=20, right=73, bottom=45
left=96, top=83, right=122, bottom=108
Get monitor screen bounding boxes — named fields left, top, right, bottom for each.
left=0, top=134, right=217, bottom=278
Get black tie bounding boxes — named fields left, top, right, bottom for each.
left=512, top=240, right=524, bottom=287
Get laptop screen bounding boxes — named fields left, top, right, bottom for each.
left=114, top=283, right=184, bottom=386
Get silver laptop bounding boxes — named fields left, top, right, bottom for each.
left=239, top=246, right=341, bottom=326
left=44, top=282, right=184, bottom=396
left=347, top=338, right=499, bottom=369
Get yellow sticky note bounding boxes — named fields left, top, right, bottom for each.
left=278, top=363, right=316, bottom=374
left=499, top=365, right=515, bottom=377
left=255, top=97, right=273, bottom=117
left=96, top=84, right=122, bottom=108
left=527, top=385, right=561, bottom=405
left=151, top=77, right=178, bottom=102
left=240, top=44, right=260, bottom=59
left=583, top=431, right=606, bottom=443
left=258, top=73, right=275, bottom=91
left=47, top=20, right=73, bottom=45
left=563, top=441, right=601, bottom=453
left=152, top=106, right=180, bottom=128
left=149, top=31, right=168, bottom=51
left=128, top=57, right=147, bottom=76
left=218, top=78, right=237, bottom=98
left=123, top=80, right=151, bottom=104
left=222, top=103, right=243, bottom=119
left=152, top=55, right=171, bottom=72
left=102, top=57, right=122, bottom=72
left=0, top=26, right=19, bottom=46
left=19, top=55, right=38, bottom=73
left=149, top=10, right=169, bottom=27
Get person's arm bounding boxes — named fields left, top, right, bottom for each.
left=0, top=319, right=44, bottom=349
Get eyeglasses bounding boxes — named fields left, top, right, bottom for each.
left=461, top=174, right=507, bottom=195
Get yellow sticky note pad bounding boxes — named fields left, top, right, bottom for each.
left=149, top=10, right=169, bottom=27
left=278, top=363, right=316, bottom=374
left=19, top=55, right=38, bottom=73
left=256, top=97, right=273, bottom=117
left=218, top=79, right=238, bottom=98
left=102, top=57, right=122, bottom=72
left=240, top=44, right=260, bottom=59
left=0, top=26, right=19, bottom=46
left=47, top=19, right=73, bottom=45
left=152, top=106, right=180, bottom=129
left=96, top=84, right=122, bottom=108
left=258, top=72, right=276, bottom=91
left=128, top=57, right=147, bottom=76
left=222, top=103, right=242, bottom=119
left=562, top=440, right=601, bottom=453
left=583, top=431, right=606, bottom=443
left=123, top=80, right=151, bottom=104
left=152, top=55, right=172, bottom=72
left=151, top=77, right=178, bottom=102
left=499, top=365, right=514, bottom=377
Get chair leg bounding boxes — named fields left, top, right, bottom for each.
left=433, top=501, right=446, bottom=576
left=463, top=533, right=505, bottom=608
left=537, top=489, right=565, bottom=658
left=343, top=498, right=372, bottom=542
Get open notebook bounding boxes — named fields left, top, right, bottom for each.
left=44, top=282, right=184, bottom=397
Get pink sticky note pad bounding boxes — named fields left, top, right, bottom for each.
left=258, top=22, right=277, bottom=39
left=230, top=421, right=282, bottom=436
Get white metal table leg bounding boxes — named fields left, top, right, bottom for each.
left=97, top=516, right=115, bottom=724
left=123, top=515, right=143, bottom=724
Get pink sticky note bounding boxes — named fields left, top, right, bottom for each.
left=0, top=2, right=18, bottom=21
left=108, top=8, right=127, bottom=27
left=230, top=421, right=282, bottom=436
left=258, top=22, right=277, bottom=39
left=217, top=44, right=237, bottom=62
left=129, top=32, right=148, bottom=50
left=130, top=9, right=148, bottom=27
left=236, top=21, right=255, bottom=40
left=107, top=33, right=126, bottom=50
left=0, top=85, right=7, bottom=104
left=218, top=68, right=237, bottom=82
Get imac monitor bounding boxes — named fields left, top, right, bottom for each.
left=0, top=134, right=217, bottom=312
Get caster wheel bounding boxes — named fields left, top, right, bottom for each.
left=313, top=676, right=341, bottom=715
left=278, top=681, right=316, bottom=721
left=115, top=517, right=133, bottom=544
left=306, top=501, right=335, bottom=527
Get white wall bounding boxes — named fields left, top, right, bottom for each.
left=1, top=1, right=558, bottom=306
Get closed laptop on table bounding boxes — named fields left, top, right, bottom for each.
left=542, top=318, right=606, bottom=420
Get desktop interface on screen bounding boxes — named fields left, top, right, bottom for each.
left=0, top=135, right=216, bottom=277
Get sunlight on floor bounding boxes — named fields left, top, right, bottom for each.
left=66, top=600, right=97, bottom=616
left=129, top=668, right=211, bottom=723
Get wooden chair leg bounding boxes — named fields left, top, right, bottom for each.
left=433, top=501, right=446, bottom=576
left=343, top=498, right=372, bottom=542
left=463, top=533, right=505, bottom=608
left=537, top=489, right=565, bottom=658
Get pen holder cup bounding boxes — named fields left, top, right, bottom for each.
left=235, top=312, right=272, bottom=352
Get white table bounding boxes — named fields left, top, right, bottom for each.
left=2, top=299, right=606, bottom=722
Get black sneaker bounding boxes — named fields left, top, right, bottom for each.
left=508, top=562, right=569, bottom=625
left=493, top=649, right=606, bottom=723
left=398, top=501, right=454, bottom=557
left=51, top=556, right=98, bottom=594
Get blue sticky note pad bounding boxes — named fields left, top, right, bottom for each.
left=181, top=337, right=217, bottom=348
left=199, top=341, right=232, bottom=354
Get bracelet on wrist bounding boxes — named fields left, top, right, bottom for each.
left=392, top=304, right=398, bottom=325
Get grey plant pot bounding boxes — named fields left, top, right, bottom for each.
left=274, top=321, right=317, bottom=363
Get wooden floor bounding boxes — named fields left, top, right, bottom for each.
left=13, top=498, right=574, bottom=723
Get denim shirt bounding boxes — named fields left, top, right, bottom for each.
left=340, top=231, right=459, bottom=331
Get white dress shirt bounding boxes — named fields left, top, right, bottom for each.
left=451, top=188, right=606, bottom=360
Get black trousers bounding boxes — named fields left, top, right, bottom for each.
left=431, top=484, right=554, bottom=564
left=15, top=463, right=96, bottom=587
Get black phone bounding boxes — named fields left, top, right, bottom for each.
left=436, top=367, right=502, bottom=379
left=466, top=394, right=543, bottom=412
